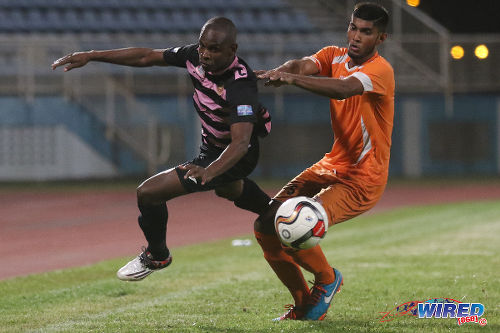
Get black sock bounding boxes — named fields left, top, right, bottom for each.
left=233, top=178, right=271, bottom=216
left=138, top=203, right=170, bottom=260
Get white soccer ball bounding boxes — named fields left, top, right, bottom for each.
left=274, top=196, right=329, bottom=250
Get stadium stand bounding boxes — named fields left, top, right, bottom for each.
left=0, top=0, right=317, bottom=34
left=1, top=0, right=498, bottom=180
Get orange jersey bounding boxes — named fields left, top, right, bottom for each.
left=308, top=46, right=395, bottom=185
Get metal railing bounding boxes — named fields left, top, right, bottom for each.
left=66, top=76, right=172, bottom=175
left=1, top=20, right=499, bottom=176
left=0, top=36, right=172, bottom=174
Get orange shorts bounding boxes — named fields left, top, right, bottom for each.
left=274, top=164, right=386, bottom=225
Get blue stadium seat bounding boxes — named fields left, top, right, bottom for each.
left=0, top=0, right=315, bottom=34
left=275, top=11, right=295, bottom=31
left=12, top=0, right=31, bottom=9
left=100, top=10, right=118, bottom=32
left=81, top=10, right=103, bottom=33
left=170, top=11, right=192, bottom=33
left=134, top=11, right=155, bottom=33
left=142, top=0, right=177, bottom=9
left=187, top=11, right=206, bottom=29
left=117, top=10, right=137, bottom=33
left=26, top=9, right=48, bottom=32
left=202, top=9, right=222, bottom=25
left=244, top=0, right=286, bottom=10
left=9, top=9, right=29, bottom=32
left=150, top=11, right=171, bottom=32
left=0, top=10, right=15, bottom=32
left=44, top=0, right=70, bottom=9
left=290, top=11, right=315, bottom=32
left=234, top=11, right=258, bottom=33
left=69, top=0, right=88, bottom=9
left=99, top=0, right=121, bottom=9
left=258, top=11, right=276, bottom=33
left=76, top=0, right=103, bottom=9
left=45, top=9, right=66, bottom=32
left=60, top=9, right=83, bottom=33
left=209, top=0, right=232, bottom=9
left=187, top=0, right=215, bottom=10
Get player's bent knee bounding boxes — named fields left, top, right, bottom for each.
left=136, top=185, right=149, bottom=205
left=214, top=187, right=234, bottom=200
left=214, top=180, right=243, bottom=201
left=136, top=183, right=159, bottom=206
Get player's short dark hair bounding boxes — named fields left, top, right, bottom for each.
left=203, top=17, right=237, bottom=44
left=353, top=2, right=389, bottom=32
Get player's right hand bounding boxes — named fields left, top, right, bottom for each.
left=255, top=69, right=288, bottom=87
left=51, top=52, right=91, bottom=71
left=254, top=70, right=267, bottom=77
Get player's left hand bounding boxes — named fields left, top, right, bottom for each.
left=178, top=163, right=214, bottom=185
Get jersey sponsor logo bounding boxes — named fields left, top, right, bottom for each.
left=237, top=105, right=253, bottom=116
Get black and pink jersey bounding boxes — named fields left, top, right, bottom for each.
left=163, top=44, right=271, bottom=150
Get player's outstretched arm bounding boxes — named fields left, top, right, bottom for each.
left=260, top=71, right=364, bottom=100
left=256, top=57, right=318, bottom=87
left=51, top=48, right=167, bottom=72
left=257, top=57, right=318, bottom=76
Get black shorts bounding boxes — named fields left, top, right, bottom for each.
left=175, top=139, right=259, bottom=193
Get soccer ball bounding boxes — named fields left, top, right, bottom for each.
left=274, top=196, right=329, bottom=250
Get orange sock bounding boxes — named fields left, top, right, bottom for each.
left=254, top=231, right=310, bottom=306
left=285, top=245, right=335, bottom=285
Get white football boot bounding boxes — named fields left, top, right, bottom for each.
left=117, top=248, right=172, bottom=281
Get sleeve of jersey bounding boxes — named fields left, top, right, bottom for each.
left=162, top=44, right=198, bottom=68
left=226, top=79, right=258, bottom=125
left=350, top=61, right=392, bottom=95
left=308, top=46, right=336, bottom=77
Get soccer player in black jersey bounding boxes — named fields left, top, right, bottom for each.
left=52, top=17, right=271, bottom=281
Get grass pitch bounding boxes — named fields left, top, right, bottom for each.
left=1, top=200, right=499, bottom=332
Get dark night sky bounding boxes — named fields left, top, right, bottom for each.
left=417, top=0, right=500, bottom=33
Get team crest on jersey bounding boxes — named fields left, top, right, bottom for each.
left=216, top=85, right=224, bottom=96
left=237, top=105, right=253, bottom=116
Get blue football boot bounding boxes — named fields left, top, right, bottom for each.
left=303, top=267, right=343, bottom=320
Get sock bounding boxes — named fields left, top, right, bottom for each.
left=233, top=178, right=271, bottom=215
left=254, top=230, right=310, bottom=307
left=284, top=245, right=335, bottom=285
left=138, top=202, right=170, bottom=260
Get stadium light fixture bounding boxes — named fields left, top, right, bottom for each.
left=450, top=45, right=464, bottom=60
left=406, top=0, right=420, bottom=7
left=474, top=44, right=489, bottom=59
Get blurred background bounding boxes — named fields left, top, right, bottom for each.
left=0, top=0, right=499, bottom=182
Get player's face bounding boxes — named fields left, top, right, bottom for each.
left=347, top=16, right=386, bottom=65
left=198, top=28, right=237, bottom=73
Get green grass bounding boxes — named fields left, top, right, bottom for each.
left=1, top=201, right=499, bottom=332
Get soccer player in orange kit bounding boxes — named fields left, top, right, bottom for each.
left=255, top=2, right=395, bottom=320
